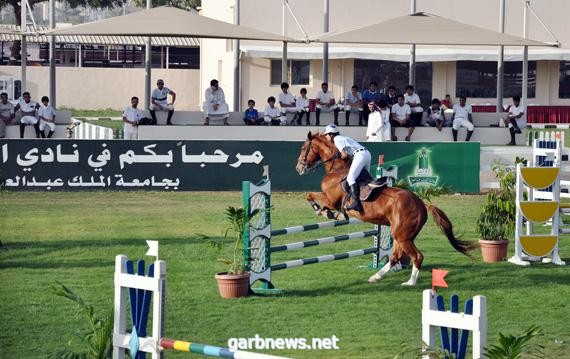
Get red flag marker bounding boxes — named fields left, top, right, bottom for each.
left=432, top=269, right=449, bottom=291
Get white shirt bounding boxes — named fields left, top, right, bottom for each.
left=18, top=98, right=38, bottom=114
left=296, top=96, right=310, bottom=109
left=392, top=103, right=411, bottom=120
left=453, top=104, right=472, bottom=120
left=404, top=93, right=423, bottom=113
left=345, top=91, right=362, bottom=106
left=427, top=106, right=443, bottom=121
left=204, top=87, right=226, bottom=106
left=152, top=87, right=172, bottom=105
left=0, top=101, right=14, bottom=119
left=509, top=104, right=524, bottom=118
left=316, top=90, right=335, bottom=105
left=333, top=135, right=365, bottom=156
left=123, top=106, right=143, bottom=131
left=278, top=92, right=296, bottom=106
left=264, top=105, right=281, bottom=118
left=38, top=104, right=56, bottom=121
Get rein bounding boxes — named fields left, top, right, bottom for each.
left=302, top=140, right=341, bottom=173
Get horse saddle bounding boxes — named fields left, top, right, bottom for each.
left=340, top=170, right=393, bottom=201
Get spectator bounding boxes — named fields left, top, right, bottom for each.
left=295, top=88, right=311, bottom=125
left=38, top=96, right=56, bottom=138
left=440, top=94, right=453, bottom=110
left=366, top=100, right=391, bottom=142
left=390, top=94, right=411, bottom=141
left=505, top=95, right=525, bottom=146
left=0, top=92, right=15, bottom=138
left=425, top=98, right=450, bottom=131
left=362, top=81, right=384, bottom=126
left=264, top=96, right=282, bottom=126
left=14, top=92, right=40, bottom=139
left=451, top=96, right=474, bottom=142
left=122, top=96, right=142, bottom=140
left=343, top=85, right=363, bottom=126
left=149, top=79, right=176, bottom=125
left=404, top=85, right=423, bottom=141
left=203, top=79, right=229, bottom=126
left=315, top=82, right=339, bottom=126
left=278, top=82, right=298, bottom=125
left=385, top=85, right=398, bottom=108
left=243, top=99, right=263, bottom=125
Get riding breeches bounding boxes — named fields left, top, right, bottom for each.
left=347, top=150, right=371, bottom=185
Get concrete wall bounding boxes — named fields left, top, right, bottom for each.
left=0, top=66, right=200, bottom=110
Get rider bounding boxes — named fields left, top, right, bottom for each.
left=323, top=124, right=371, bottom=211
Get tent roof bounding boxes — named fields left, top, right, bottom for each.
left=309, top=12, right=558, bottom=47
left=45, top=6, right=295, bottom=42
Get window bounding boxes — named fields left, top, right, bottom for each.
left=270, top=59, right=310, bottom=85
left=456, top=61, right=536, bottom=98
left=354, top=60, right=432, bottom=108
left=559, top=61, right=570, bottom=98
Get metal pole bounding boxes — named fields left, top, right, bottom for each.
left=281, top=1, right=288, bottom=83
left=233, top=0, right=240, bottom=111
left=409, top=0, right=416, bottom=88
left=497, top=0, right=506, bottom=112
left=49, top=0, right=56, bottom=107
left=322, top=0, right=329, bottom=84
left=21, top=0, right=27, bottom=93
left=522, top=1, right=530, bottom=112
left=144, top=0, right=152, bottom=110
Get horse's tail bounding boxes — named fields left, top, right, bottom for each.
left=426, top=204, right=479, bottom=257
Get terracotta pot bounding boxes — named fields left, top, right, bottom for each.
left=479, top=239, right=509, bottom=263
left=215, top=272, right=250, bottom=298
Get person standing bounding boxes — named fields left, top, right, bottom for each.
left=122, top=96, right=142, bottom=140
left=362, top=81, right=384, bottom=126
left=385, top=86, right=398, bottom=108
left=366, top=100, right=391, bottom=142
left=323, top=124, right=371, bottom=212
left=451, top=96, right=474, bottom=142
left=14, top=92, right=40, bottom=139
left=203, top=79, right=229, bottom=125
left=505, top=95, right=525, bottom=146
left=149, top=79, right=176, bottom=125
left=0, top=92, right=15, bottom=138
left=38, top=96, right=56, bottom=138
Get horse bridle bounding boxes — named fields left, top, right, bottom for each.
left=300, top=140, right=339, bottom=173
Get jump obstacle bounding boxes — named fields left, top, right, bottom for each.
left=508, top=135, right=567, bottom=266
left=421, top=289, right=487, bottom=359
left=242, top=165, right=399, bottom=292
left=112, top=248, right=289, bottom=359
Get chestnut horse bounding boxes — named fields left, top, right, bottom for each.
left=295, top=132, right=476, bottom=286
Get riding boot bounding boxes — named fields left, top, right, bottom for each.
left=507, top=127, right=516, bottom=145
left=47, top=130, right=54, bottom=138
left=452, top=129, right=458, bottom=142
left=34, top=123, right=41, bottom=138
left=315, top=108, right=321, bottom=126
left=19, top=123, right=25, bottom=138
left=40, top=130, right=46, bottom=138
left=166, top=110, right=174, bottom=125
left=345, top=184, right=363, bottom=211
left=465, top=130, right=473, bottom=142
left=345, top=110, right=350, bottom=126
left=149, top=110, right=158, bottom=125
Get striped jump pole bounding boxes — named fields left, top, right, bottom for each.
left=160, top=338, right=288, bottom=359
left=242, top=176, right=394, bottom=294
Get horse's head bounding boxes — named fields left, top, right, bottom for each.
left=296, top=131, right=338, bottom=175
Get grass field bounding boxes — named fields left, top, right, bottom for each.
left=1, top=191, right=569, bottom=358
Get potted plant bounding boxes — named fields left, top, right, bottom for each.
left=477, top=158, right=525, bottom=262
left=211, top=206, right=250, bottom=298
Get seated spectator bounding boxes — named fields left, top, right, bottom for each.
left=505, top=95, right=525, bottom=146
left=440, top=94, right=453, bottom=110
left=278, top=82, right=299, bottom=125
left=264, top=96, right=283, bottom=126
left=243, top=99, right=263, bottom=125
left=315, top=82, right=339, bottom=126
left=295, top=88, right=311, bottom=125
left=149, top=79, right=176, bottom=125
left=366, top=100, right=391, bottom=142
left=425, top=98, right=450, bottom=131
left=362, top=81, right=385, bottom=126
left=15, top=92, right=40, bottom=138
left=203, top=79, right=229, bottom=125
left=385, top=85, right=398, bottom=108
left=0, top=92, right=15, bottom=138
left=390, top=94, right=411, bottom=141
left=451, top=96, right=474, bottom=142
left=404, top=85, right=423, bottom=141
left=343, top=85, right=363, bottom=126
left=122, top=96, right=143, bottom=140
left=38, top=96, right=56, bottom=138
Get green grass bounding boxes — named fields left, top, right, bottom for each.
left=1, top=192, right=569, bottom=358
left=63, top=108, right=122, bottom=118
left=82, top=118, right=123, bottom=131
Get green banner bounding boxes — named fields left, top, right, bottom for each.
left=0, top=140, right=479, bottom=192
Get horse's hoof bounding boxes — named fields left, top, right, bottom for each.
left=368, top=274, right=382, bottom=283
left=401, top=281, right=416, bottom=286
